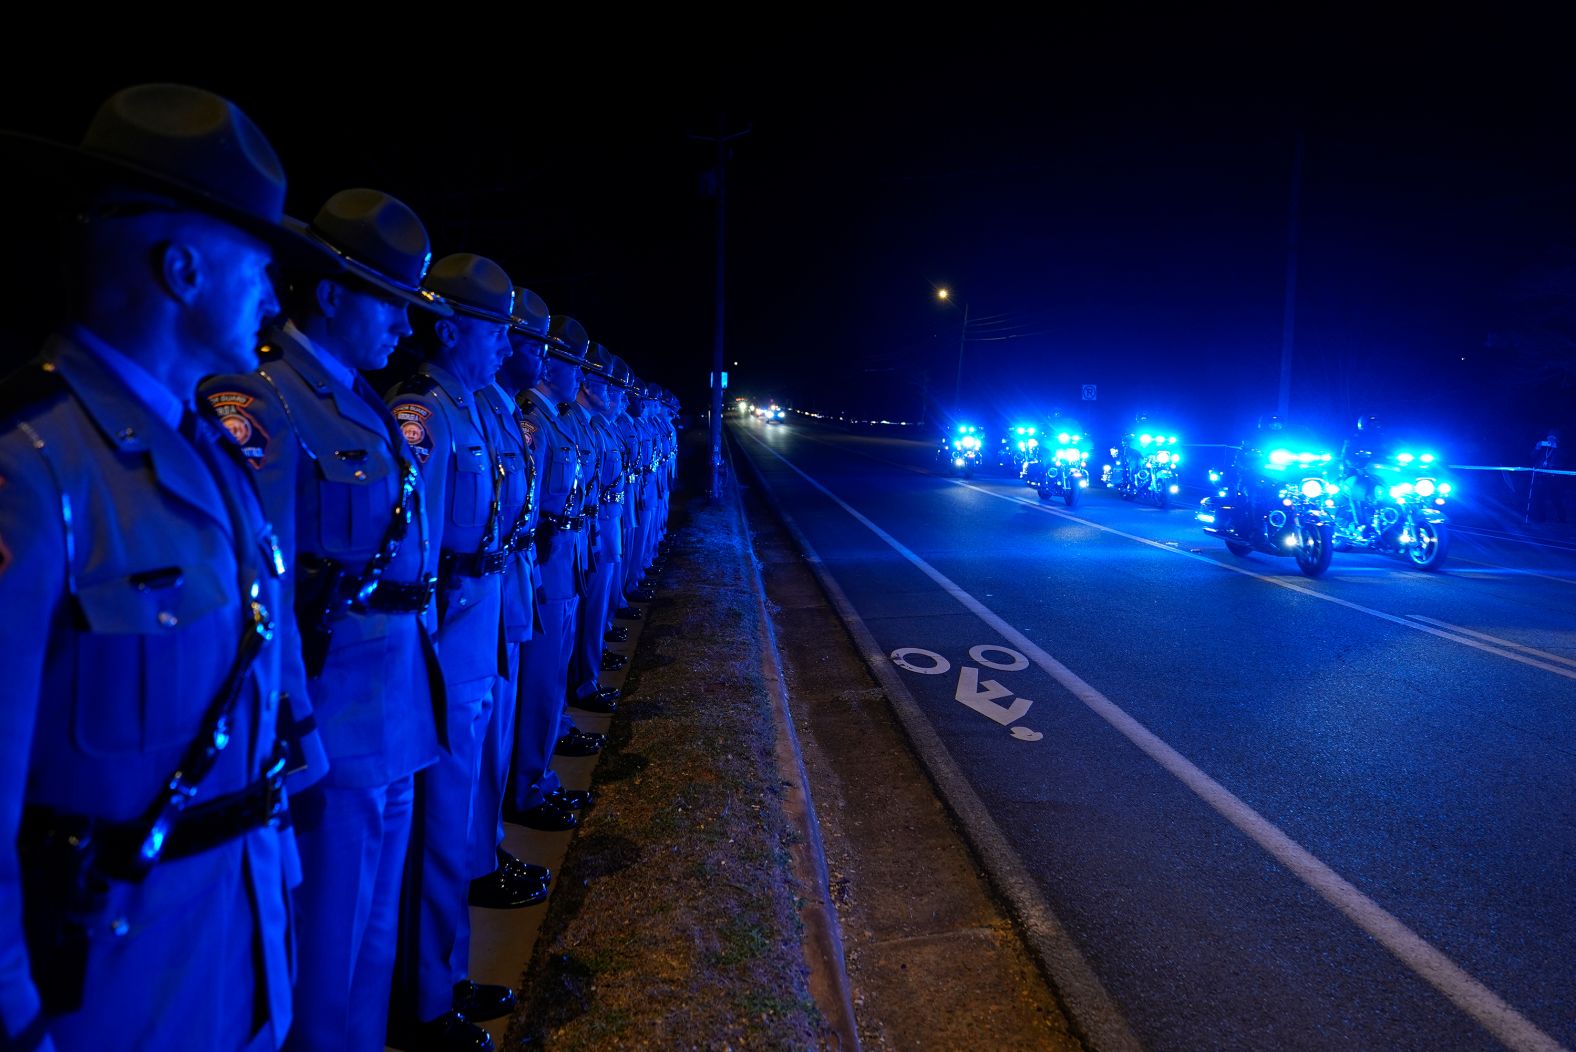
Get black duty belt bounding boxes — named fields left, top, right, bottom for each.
left=23, top=742, right=289, bottom=880
left=508, top=528, right=538, bottom=553
left=364, top=576, right=438, bottom=612
left=601, top=485, right=625, bottom=504
left=440, top=548, right=509, bottom=578
left=542, top=511, right=586, bottom=532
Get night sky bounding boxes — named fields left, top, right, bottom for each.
left=4, top=16, right=1574, bottom=462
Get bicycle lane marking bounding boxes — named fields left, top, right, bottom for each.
left=740, top=426, right=1567, bottom=1052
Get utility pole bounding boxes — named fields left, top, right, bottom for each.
left=1277, top=131, right=1305, bottom=418
left=690, top=117, right=751, bottom=501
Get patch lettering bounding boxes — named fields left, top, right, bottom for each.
left=206, top=392, right=269, bottom=467
left=391, top=402, right=435, bottom=464
left=520, top=416, right=538, bottom=449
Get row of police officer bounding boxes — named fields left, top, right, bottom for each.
left=0, top=83, right=678, bottom=1052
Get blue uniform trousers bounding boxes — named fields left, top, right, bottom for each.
left=396, top=677, right=493, bottom=1023
left=475, top=645, right=519, bottom=873
left=283, top=776, right=414, bottom=1052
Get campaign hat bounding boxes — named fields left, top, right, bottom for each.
left=546, top=314, right=593, bottom=368
left=1, top=83, right=331, bottom=268
left=424, top=253, right=514, bottom=324
left=285, top=188, right=450, bottom=314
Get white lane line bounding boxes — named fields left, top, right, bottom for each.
left=743, top=430, right=1567, bottom=1052
left=946, top=477, right=1576, bottom=683
left=1405, top=615, right=1576, bottom=671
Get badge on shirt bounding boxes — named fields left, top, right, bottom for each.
left=391, top=402, right=435, bottom=464
left=520, top=416, right=539, bottom=449
left=206, top=392, right=270, bottom=467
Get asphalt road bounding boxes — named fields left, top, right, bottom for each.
left=731, top=418, right=1576, bottom=1052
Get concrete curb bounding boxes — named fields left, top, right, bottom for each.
left=732, top=423, right=1142, bottom=1052
left=723, top=433, right=862, bottom=1051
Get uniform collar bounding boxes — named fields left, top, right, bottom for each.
left=47, top=330, right=233, bottom=536
left=280, top=320, right=357, bottom=392
left=421, top=359, right=474, bottom=408
left=65, top=323, right=185, bottom=430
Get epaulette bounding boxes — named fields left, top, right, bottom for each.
left=0, top=359, right=69, bottom=424
left=393, top=372, right=441, bottom=399
left=557, top=401, right=576, bottom=415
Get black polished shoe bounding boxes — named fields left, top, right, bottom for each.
left=389, top=1010, right=492, bottom=1052
left=600, top=650, right=628, bottom=672
left=511, top=800, right=579, bottom=831
left=630, top=588, right=657, bottom=602
left=554, top=728, right=605, bottom=756
left=614, top=605, right=644, bottom=621
left=467, top=868, right=548, bottom=909
left=604, top=625, right=629, bottom=643
left=453, top=980, right=517, bottom=1023
left=497, top=847, right=550, bottom=884
left=572, top=688, right=620, bottom=714
left=547, top=787, right=595, bottom=810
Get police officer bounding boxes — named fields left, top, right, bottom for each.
left=564, top=343, right=628, bottom=711
left=199, top=188, right=451, bottom=1052
left=574, top=345, right=630, bottom=684
left=469, top=287, right=557, bottom=907
left=603, top=357, right=643, bottom=644
left=507, top=314, right=600, bottom=832
left=627, top=380, right=663, bottom=602
left=385, top=254, right=516, bottom=1050
left=0, top=84, right=313, bottom=1051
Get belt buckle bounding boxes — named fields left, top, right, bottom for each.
left=482, top=550, right=508, bottom=575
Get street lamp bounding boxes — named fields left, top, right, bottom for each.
left=937, top=287, right=970, bottom=409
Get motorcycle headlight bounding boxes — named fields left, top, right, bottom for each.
left=962, top=436, right=979, bottom=450
left=1140, top=434, right=1153, bottom=445
left=1439, top=482, right=1451, bottom=495
left=1059, top=432, right=1072, bottom=444
left=1017, top=440, right=1027, bottom=452
left=1269, top=449, right=1293, bottom=466
left=1415, top=478, right=1436, bottom=497
left=1171, top=452, right=1182, bottom=464
left=1390, top=482, right=1414, bottom=499
left=1027, top=438, right=1038, bottom=448
left=952, top=440, right=962, bottom=449
left=1156, top=450, right=1172, bottom=464
left=1300, top=479, right=1324, bottom=499
left=1396, top=452, right=1415, bottom=465
left=1208, top=470, right=1221, bottom=483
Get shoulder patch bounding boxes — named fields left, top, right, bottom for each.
left=390, top=402, right=435, bottom=464
left=206, top=391, right=270, bottom=467
left=520, top=417, right=539, bottom=448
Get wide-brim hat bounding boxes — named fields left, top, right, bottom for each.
left=424, top=253, right=513, bottom=324
left=0, top=83, right=335, bottom=271
left=584, top=342, right=615, bottom=378
left=608, top=354, right=636, bottom=390
left=509, top=286, right=552, bottom=353
left=546, top=314, right=593, bottom=368
left=283, top=189, right=451, bottom=315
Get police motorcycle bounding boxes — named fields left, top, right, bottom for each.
left=1104, top=430, right=1184, bottom=508
left=1326, top=447, right=1452, bottom=571
left=1029, top=426, right=1091, bottom=506
left=999, top=423, right=1041, bottom=473
left=938, top=423, right=986, bottom=477
left=1197, top=440, right=1337, bottom=578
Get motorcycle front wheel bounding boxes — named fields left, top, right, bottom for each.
left=1295, top=523, right=1334, bottom=578
left=1407, top=520, right=1450, bottom=571
left=1224, top=539, right=1253, bottom=557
